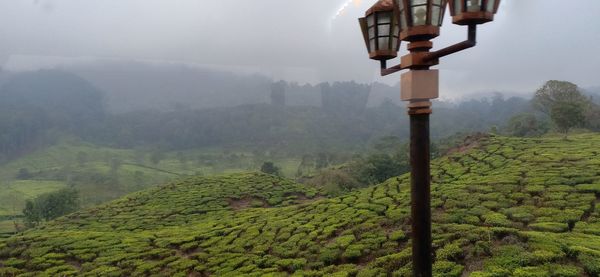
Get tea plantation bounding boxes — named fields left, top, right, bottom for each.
left=1, top=134, right=600, bottom=276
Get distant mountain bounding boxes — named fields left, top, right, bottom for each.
left=0, top=70, right=106, bottom=161
left=67, top=61, right=274, bottom=113
left=0, top=70, right=105, bottom=122
left=61, top=61, right=423, bottom=112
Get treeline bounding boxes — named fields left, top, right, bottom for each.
left=0, top=70, right=105, bottom=163
left=0, top=69, right=598, bottom=165
left=304, top=81, right=600, bottom=194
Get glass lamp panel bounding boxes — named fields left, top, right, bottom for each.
left=467, top=0, right=482, bottom=12
left=392, top=37, right=399, bottom=51
left=400, top=11, right=408, bottom=30
left=454, top=0, right=463, bottom=14
left=368, top=27, right=376, bottom=39
left=431, top=6, right=441, bottom=26
left=441, top=4, right=447, bottom=23
left=412, top=6, right=427, bottom=26
left=378, top=12, right=392, bottom=24
left=411, top=0, right=427, bottom=5
left=378, top=24, right=391, bottom=37
left=396, top=0, right=404, bottom=10
left=486, top=0, right=496, bottom=12
left=367, top=14, right=375, bottom=27
left=378, top=37, right=391, bottom=51
left=369, top=39, right=376, bottom=52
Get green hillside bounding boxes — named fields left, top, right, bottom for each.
left=1, top=134, right=600, bottom=276
left=0, top=139, right=304, bottom=235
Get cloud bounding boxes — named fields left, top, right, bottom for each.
left=0, top=0, right=599, bottom=98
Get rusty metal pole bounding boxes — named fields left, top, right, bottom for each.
left=401, top=39, right=436, bottom=277
left=409, top=107, right=432, bottom=277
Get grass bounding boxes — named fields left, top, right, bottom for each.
left=1, top=134, right=600, bottom=276
left=5, top=180, right=66, bottom=199
left=0, top=139, right=303, bottom=234
left=0, top=221, right=14, bottom=236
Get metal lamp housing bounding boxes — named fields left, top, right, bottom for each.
left=359, top=0, right=401, bottom=61
left=394, top=0, right=448, bottom=42
left=449, top=0, right=500, bottom=25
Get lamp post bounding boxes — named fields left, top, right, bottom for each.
left=359, top=1, right=500, bottom=276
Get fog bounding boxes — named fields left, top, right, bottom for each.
left=1, top=0, right=599, bottom=98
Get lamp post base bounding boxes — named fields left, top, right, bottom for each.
left=409, top=105, right=432, bottom=277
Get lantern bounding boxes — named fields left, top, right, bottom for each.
left=449, top=0, right=501, bottom=25
left=395, top=0, right=448, bottom=42
left=359, top=0, right=401, bottom=60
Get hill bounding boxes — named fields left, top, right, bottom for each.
left=0, top=139, right=304, bottom=235
left=1, top=135, right=600, bottom=276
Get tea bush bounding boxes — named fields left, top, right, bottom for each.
left=1, top=134, right=600, bottom=275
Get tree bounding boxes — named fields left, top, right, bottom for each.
left=355, top=154, right=408, bottom=184
left=585, top=102, right=600, bottom=131
left=260, top=161, right=281, bottom=176
left=532, top=80, right=591, bottom=136
left=350, top=137, right=410, bottom=185
left=16, top=168, right=32, bottom=180
left=372, top=136, right=403, bottom=153
left=504, top=113, right=549, bottom=137
left=296, top=154, right=314, bottom=177
left=22, top=200, right=41, bottom=228
left=315, top=153, right=330, bottom=170
left=550, top=102, right=586, bottom=135
left=22, top=188, right=80, bottom=228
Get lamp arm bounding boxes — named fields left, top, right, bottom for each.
left=380, top=60, right=408, bottom=76
left=424, top=24, right=477, bottom=62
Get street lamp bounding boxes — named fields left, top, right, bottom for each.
left=359, top=0, right=500, bottom=276
left=359, top=0, right=400, bottom=61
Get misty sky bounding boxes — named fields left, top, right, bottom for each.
left=1, top=0, right=599, bottom=99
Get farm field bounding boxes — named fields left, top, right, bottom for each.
left=0, top=140, right=302, bottom=235
left=1, top=134, right=600, bottom=276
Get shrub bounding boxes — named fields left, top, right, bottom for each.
left=547, top=264, right=582, bottom=277
left=372, top=250, right=411, bottom=271
left=261, top=162, right=281, bottom=176
left=482, top=212, right=512, bottom=227
left=579, top=253, right=600, bottom=276
left=356, top=267, right=383, bottom=277
left=432, top=261, right=464, bottom=277
left=473, top=241, right=492, bottom=256
left=342, top=244, right=364, bottom=261
left=275, top=258, right=307, bottom=272
left=575, top=184, right=600, bottom=194
left=513, top=267, right=549, bottom=277
left=484, top=245, right=529, bottom=271
left=436, top=242, right=463, bottom=261
left=319, top=248, right=339, bottom=265
left=389, top=230, right=406, bottom=242
left=334, top=235, right=356, bottom=248
left=529, top=222, right=568, bottom=233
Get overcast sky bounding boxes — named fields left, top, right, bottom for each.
left=1, top=0, right=599, bottom=98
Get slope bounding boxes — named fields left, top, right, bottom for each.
left=0, top=139, right=304, bottom=235
left=1, top=135, right=600, bottom=276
